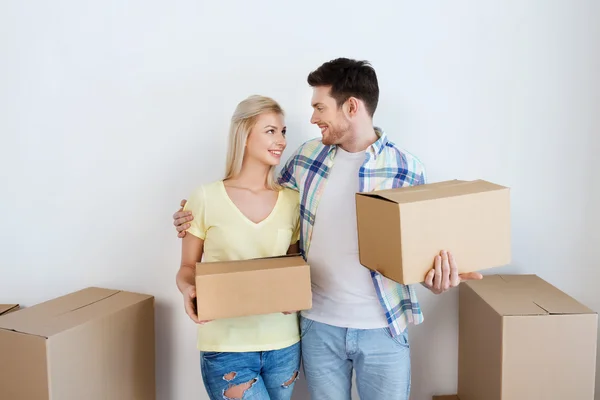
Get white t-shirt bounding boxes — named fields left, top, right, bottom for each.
left=302, top=147, right=388, bottom=329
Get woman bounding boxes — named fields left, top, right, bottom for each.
left=176, top=95, right=301, bottom=400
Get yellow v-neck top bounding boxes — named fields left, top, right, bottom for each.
left=183, top=180, right=301, bottom=352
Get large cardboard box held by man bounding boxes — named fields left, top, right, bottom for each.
left=356, top=179, right=511, bottom=285
left=458, top=274, right=597, bottom=400
left=0, top=304, right=19, bottom=316
left=195, top=254, right=312, bottom=320
left=0, top=287, right=155, bottom=400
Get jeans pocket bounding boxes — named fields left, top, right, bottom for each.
left=383, top=328, right=410, bottom=349
left=300, top=317, right=314, bottom=339
left=201, top=351, right=223, bottom=360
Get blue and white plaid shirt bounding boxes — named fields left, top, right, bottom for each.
left=277, top=127, right=427, bottom=336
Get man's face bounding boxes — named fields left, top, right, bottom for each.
left=310, top=86, right=351, bottom=146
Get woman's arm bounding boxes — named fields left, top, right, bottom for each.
left=177, top=234, right=205, bottom=324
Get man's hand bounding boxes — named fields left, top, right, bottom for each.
left=173, top=199, right=193, bottom=238
left=423, top=250, right=483, bottom=295
left=183, top=285, right=211, bottom=325
left=282, top=311, right=298, bottom=315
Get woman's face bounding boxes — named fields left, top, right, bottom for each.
left=245, top=112, right=287, bottom=167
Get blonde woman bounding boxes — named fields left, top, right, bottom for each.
left=176, top=95, right=301, bottom=400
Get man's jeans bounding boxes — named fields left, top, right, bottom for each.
left=301, top=316, right=411, bottom=400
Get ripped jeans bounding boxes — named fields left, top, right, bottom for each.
left=200, top=341, right=300, bottom=400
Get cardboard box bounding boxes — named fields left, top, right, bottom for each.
left=433, top=396, right=460, bottom=400
left=458, top=275, right=597, bottom=400
left=0, top=304, right=19, bottom=316
left=0, top=287, right=155, bottom=400
left=356, top=179, right=511, bottom=285
left=196, top=254, right=312, bottom=320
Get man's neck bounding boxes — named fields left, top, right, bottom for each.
left=338, top=123, right=378, bottom=153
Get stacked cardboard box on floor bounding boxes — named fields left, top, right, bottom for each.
left=356, top=179, right=511, bottom=285
left=0, top=287, right=155, bottom=400
left=458, top=275, right=597, bottom=400
left=357, top=178, right=598, bottom=398
left=195, top=254, right=312, bottom=320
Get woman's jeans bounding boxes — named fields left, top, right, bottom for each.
left=200, top=341, right=301, bottom=400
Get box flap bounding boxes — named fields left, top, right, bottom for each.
left=0, top=287, right=151, bottom=338
left=358, top=179, right=507, bottom=204
left=0, top=304, right=19, bottom=316
left=465, top=274, right=595, bottom=316
left=197, top=254, right=307, bottom=276
left=357, top=180, right=466, bottom=203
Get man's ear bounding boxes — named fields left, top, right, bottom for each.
left=345, top=97, right=359, bottom=117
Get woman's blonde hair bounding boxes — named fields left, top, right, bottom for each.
left=224, top=95, right=285, bottom=190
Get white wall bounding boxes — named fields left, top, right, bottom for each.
left=1, top=1, right=599, bottom=399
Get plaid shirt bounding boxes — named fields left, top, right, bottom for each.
left=278, top=127, right=427, bottom=336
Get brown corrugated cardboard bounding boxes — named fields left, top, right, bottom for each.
left=458, top=274, right=597, bottom=400
left=433, top=396, right=460, bottom=400
left=196, top=254, right=312, bottom=320
left=0, top=287, right=155, bottom=400
left=356, top=179, right=511, bottom=285
left=0, top=304, right=19, bottom=316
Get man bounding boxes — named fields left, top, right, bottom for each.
left=173, top=58, right=482, bottom=399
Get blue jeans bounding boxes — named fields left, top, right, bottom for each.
left=300, top=316, right=411, bottom=400
left=200, top=341, right=301, bottom=400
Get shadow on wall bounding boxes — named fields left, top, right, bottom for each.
left=155, top=299, right=176, bottom=400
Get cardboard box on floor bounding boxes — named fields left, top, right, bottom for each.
left=0, top=304, right=19, bottom=316
left=196, top=254, right=312, bottom=320
left=458, top=274, right=597, bottom=400
left=433, top=396, right=460, bottom=400
left=0, top=287, right=155, bottom=400
left=356, top=179, right=511, bottom=285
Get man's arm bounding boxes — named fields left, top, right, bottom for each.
left=277, top=144, right=303, bottom=191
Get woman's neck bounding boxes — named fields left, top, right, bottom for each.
left=226, top=159, right=271, bottom=191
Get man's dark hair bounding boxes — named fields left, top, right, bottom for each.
left=307, top=57, right=379, bottom=117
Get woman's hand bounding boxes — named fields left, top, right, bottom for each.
left=183, top=285, right=211, bottom=325
left=178, top=233, right=211, bottom=325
